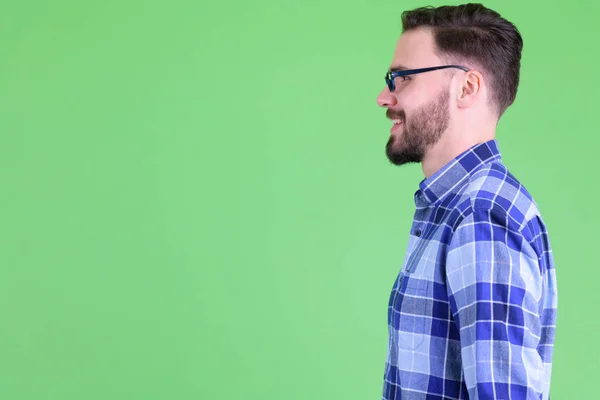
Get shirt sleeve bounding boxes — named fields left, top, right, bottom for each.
left=445, top=206, right=545, bottom=399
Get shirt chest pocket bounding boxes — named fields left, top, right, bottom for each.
left=391, top=272, right=430, bottom=350
left=390, top=228, right=440, bottom=350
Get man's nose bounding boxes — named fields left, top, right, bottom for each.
left=377, top=88, right=397, bottom=108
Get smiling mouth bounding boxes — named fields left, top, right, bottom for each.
left=390, top=119, right=403, bottom=134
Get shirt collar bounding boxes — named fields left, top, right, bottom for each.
left=415, top=139, right=502, bottom=207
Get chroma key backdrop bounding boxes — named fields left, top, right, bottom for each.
left=1, top=0, right=598, bottom=398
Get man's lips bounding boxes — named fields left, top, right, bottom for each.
left=391, top=119, right=403, bottom=133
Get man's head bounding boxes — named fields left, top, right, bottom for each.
left=377, top=3, right=523, bottom=169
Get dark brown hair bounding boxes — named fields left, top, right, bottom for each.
left=402, top=3, right=523, bottom=117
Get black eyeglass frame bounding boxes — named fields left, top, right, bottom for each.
left=385, top=65, right=470, bottom=92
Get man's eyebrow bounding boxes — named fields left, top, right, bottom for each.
left=389, top=64, right=410, bottom=73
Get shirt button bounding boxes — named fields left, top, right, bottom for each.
left=415, top=229, right=422, bottom=237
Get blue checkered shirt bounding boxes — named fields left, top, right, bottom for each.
left=382, top=140, right=558, bottom=400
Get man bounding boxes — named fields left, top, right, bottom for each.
left=376, top=4, right=557, bottom=400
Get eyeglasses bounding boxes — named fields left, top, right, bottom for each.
left=384, top=65, right=470, bottom=92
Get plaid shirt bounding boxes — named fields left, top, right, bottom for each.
left=382, top=140, right=558, bottom=400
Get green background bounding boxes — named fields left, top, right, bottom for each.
left=0, top=0, right=596, bottom=398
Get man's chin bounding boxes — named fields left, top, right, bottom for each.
left=386, top=143, right=422, bottom=166
left=387, top=156, right=420, bottom=166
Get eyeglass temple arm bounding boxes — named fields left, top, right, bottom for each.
left=388, top=65, right=470, bottom=76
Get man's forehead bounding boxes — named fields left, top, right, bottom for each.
left=391, top=28, right=438, bottom=69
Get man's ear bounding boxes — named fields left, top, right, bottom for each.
left=456, top=70, right=484, bottom=109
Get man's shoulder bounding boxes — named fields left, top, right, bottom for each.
left=460, top=161, right=541, bottom=230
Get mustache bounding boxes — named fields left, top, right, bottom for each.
left=386, top=109, right=405, bottom=120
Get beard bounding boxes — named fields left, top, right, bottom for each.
left=385, top=85, right=450, bottom=166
